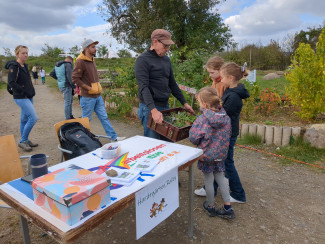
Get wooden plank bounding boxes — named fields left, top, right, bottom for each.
left=0, top=199, right=10, bottom=208
left=0, top=135, right=24, bottom=184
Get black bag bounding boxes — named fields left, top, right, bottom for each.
left=58, top=122, right=102, bottom=160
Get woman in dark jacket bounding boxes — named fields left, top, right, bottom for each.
left=5, top=45, right=38, bottom=152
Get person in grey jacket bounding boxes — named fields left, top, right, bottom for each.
left=135, top=29, right=194, bottom=139
left=50, top=56, right=75, bottom=119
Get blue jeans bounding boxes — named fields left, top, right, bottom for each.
left=226, top=136, right=246, bottom=202
left=59, top=87, right=73, bottom=119
left=14, top=98, right=38, bottom=143
left=80, top=96, right=117, bottom=140
left=138, top=102, right=169, bottom=140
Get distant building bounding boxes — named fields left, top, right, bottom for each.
left=58, top=53, right=77, bottom=58
left=103, top=50, right=120, bottom=59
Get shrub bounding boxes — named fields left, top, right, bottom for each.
left=103, top=59, right=138, bottom=116
left=285, top=27, right=325, bottom=121
left=254, top=88, right=282, bottom=116
left=241, top=80, right=260, bottom=120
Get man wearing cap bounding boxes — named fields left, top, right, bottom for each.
left=135, top=29, right=194, bottom=139
left=72, top=39, right=125, bottom=142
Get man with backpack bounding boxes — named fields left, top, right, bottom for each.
left=50, top=56, right=75, bottom=120
left=72, top=39, right=125, bottom=142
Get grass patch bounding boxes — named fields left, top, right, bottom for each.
left=276, top=136, right=325, bottom=167
left=265, top=120, right=274, bottom=125
left=0, top=82, right=7, bottom=90
left=238, top=134, right=325, bottom=171
left=255, top=75, right=289, bottom=95
left=237, top=134, right=262, bottom=145
left=45, top=76, right=60, bottom=91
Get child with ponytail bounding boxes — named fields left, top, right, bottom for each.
left=220, top=62, right=250, bottom=203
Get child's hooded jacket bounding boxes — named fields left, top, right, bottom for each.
left=189, top=106, right=231, bottom=171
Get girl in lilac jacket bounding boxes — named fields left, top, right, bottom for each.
left=189, top=87, right=235, bottom=219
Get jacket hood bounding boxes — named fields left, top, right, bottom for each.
left=5, top=60, right=19, bottom=69
left=201, top=107, right=229, bottom=129
left=77, top=52, right=94, bottom=62
left=229, top=83, right=250, bottom=99
left=55, top=60, right=67, bottom=67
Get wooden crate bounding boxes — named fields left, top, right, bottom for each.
left=147, top=107, right=192, bottom=142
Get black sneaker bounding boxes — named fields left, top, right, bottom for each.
left=27, top=140, right=38, bottom=147
left=216, top=206, right=235, bottom=219
left=203, top=201, right=216, bottom=217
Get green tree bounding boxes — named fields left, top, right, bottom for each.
left=97, top=45, right=109, bottom=58
left=286, top=27, right=325, bottom=121
left=292, top=25, right=324, bottom=53
left=98, top=0, right=232, bottom=53
left=261, top=40, right=288, bottom=70
left=69, top=45, right=80, bottom=57
left=3, top=47, right=13, bottom=57
left=117, top=49, right=132, bottom=58
left=41, top=43, right=64, bottom=58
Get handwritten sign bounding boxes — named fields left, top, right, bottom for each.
left=135, top=168, right=178, bottom=239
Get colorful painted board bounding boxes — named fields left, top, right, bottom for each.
left=32, top=164, right=111, bottom=226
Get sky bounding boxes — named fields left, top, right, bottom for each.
left=0, top=0, right=324, bottom=56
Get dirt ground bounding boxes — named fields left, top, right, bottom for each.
left=0, top=84, right=324, bottom=244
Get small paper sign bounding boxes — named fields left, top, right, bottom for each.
left=135, top=168, right=179, bottom=239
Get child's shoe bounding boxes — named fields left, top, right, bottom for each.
left=194, top=187, right=206, bottom=196
left=216, top=206, right=235, bottom=219
left=203, top=201, right=216, bottom=217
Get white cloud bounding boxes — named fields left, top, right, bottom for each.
left=223, top=0, right=325, bottom=45
left=0, top=0, right=91, bottom=32
left=0, top=0, right=127, bottom=56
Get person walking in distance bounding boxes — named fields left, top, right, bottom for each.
left=50, top=56, right=76, bottom=120
left=72, top=39, right=125, bottom=142
left=31, top=66, right=38, bottom=85
left=5, top=45, right=38, bottom=152
left=39, top=66, right=46, bottom=84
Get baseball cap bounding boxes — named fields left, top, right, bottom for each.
left=81, top=39, right=99, bottom=50
left=151, top=29, right=175, bottom=45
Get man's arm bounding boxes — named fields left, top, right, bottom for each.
left=72, top=60, right=91, bottom=91
left=135, top=56, right=155, bottom=110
